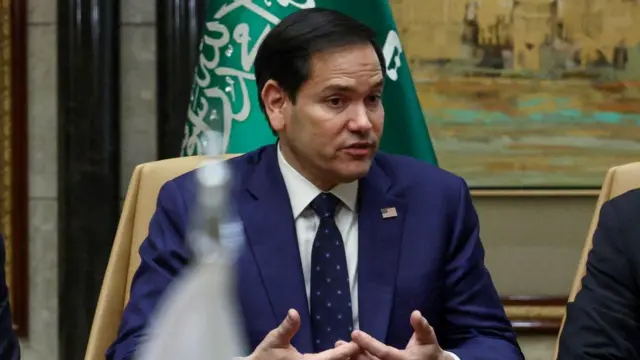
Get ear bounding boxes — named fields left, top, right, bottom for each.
left=261, top=80, right=287, bottom=132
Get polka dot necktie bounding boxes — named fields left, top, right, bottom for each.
left=309, top=192, right=354, bottom=352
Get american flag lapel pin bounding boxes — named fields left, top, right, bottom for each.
left=381, top=207, right=397, bottom=219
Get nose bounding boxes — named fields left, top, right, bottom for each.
left=347, top=104, right=373, bottom=133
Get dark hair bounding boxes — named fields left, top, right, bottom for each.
left=254, top=8, right=386, bottom=129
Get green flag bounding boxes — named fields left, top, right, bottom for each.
left=181, top=0, right=438, bottom=166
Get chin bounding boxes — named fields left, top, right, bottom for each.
left=336, top=161, right=372, bottom=182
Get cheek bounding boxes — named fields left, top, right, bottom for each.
left=372, top=109, right=384, bottom=135
left=301, top=107, right=341, bottom=139
left=312, top=123, right=342, bottom=152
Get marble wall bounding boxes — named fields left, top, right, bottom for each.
left=120, top=0, right=157, bottom=198
left=23, top=0, right=159, bottom=359
left=24, top=0, right=58, bottom=359
left=21, top=0, right=575, bottom=359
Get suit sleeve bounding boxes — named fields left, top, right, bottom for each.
left=439, top=178, right=523, bottom=360
left=556, top=199, right=640, bottom=359
left=106, top=180, right=192, bottom=360
left=0, top=236, right=20, bottom=360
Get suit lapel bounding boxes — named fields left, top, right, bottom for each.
left=357, top=163, right=406, bottom=343
left=236, top=146, right=313, bottom=352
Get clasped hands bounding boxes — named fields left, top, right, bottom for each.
left=247, top=309, right=453, bottom=360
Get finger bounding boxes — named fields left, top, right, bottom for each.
left=410, top=311, right=437, bottom=345
left=320, top=341, right=360, bottom=360
left=357, top=349, right=382, bottom=360
left=335, top=340, right=380, bottom=360
left=351, top=330, right=403, bottom=360
left=266, top=309, right=300, bottom=347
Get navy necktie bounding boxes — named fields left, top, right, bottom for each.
left=309, top=193, right=354, bottom=352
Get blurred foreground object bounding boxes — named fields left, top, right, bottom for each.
left=136, top=132, right=246, bottom=360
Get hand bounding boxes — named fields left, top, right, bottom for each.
left=346, top=311, right=452, bottom=360
left=335, top=340, right=370, bottom=360
left=248, top=309, right=361, bottom=360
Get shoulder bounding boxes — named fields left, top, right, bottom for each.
left=370, top=152, right=474, bottom=222
left=601, top=188, right=640, bottom=232
left=0, top=236, right=4, bottom=286
left=163, top=145, right=273, bottom=197
left=0, top=234, right=4, bottom=265
left=372, top=151, right=467, bottom=196
left=605, top=188, right=640, bottom=212
left=0, top=235, right=9, bottom=308
left=587, top=188, right=640, bottom=274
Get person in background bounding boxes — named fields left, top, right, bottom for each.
left=107, top=8, right=522, bottom=360
left=0, top=234, right=20, bottom=359
left=557, top=188, right=640, bottom=359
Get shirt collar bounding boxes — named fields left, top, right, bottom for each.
left=277, top=144, right=358, bottom=218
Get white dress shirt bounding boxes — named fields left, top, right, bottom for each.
left=277, top=145, right=361, bottom=329
left=276, top=145, right=460, bottom=360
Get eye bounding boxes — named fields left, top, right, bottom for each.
left=366, top=94, right=382, bottom=105
left=326, top=97, right=344, bottom=108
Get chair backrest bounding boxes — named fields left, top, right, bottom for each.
left=84, top=154, right=237, bottom=360
left=553, top=161, right=640, bottom=358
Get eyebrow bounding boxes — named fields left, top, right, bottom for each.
left=321, top=79, right=385, bottom=94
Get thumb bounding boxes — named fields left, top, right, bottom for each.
left=410, top=311, right=438, bottom=345
left=266, top=309, right=300, bottom=347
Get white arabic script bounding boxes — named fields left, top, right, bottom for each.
left=185, top=0, right=320, bottom=154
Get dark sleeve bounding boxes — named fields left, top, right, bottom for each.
left=0, top=235, right=21, bottom=360
left=440, top=178, right=524, bottom=360
left=106, top=180, right=192, bottom=360
left=557, top=198, right=640, bottom=359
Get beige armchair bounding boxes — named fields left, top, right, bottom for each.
left=84, top=154, right=237, bottom=360
left=553, top=161, right=640, bottom=358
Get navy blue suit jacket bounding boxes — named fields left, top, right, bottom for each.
left=0, top=235, right=20, bottom=360
left=557, top=188, right=640, bottom=359
left=107, top=144, right=522, bottom=360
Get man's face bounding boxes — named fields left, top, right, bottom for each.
left=263, top=43, right=385, bottom=189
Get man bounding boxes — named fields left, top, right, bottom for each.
left=107, top=8, right=522, bottom=360
left=557, top=188, right=640, bottom=359
left=0, top=234, right=20, bottom=359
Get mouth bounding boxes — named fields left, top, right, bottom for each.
left=341, top=142, right=375, bottom=157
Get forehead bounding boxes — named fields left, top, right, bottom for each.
left=304, top=44, right=384, bottom=91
